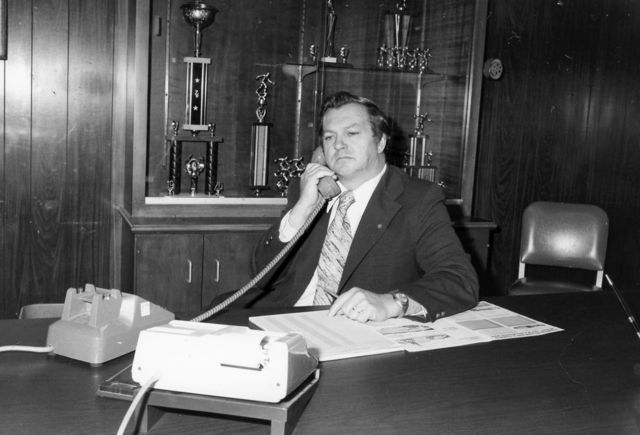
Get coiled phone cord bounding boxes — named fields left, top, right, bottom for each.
left=190, top=197, right=327, bottom=322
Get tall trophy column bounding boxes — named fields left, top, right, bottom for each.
left=166, top=1, right=223, bottom=197
left=249, top=73, right=274, bottom=196
left=181, top=2, right=217, bottom=134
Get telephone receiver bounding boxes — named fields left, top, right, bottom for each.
left=311, top=146, right=341, bottom=200
left=191, top=147, right=341, bottom=322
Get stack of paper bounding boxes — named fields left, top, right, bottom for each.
left=249, top=301, right=562, bottom=361
left=250, top=310, right=402, bottom=361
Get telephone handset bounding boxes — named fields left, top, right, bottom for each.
left=191, top=147, right=339, bottom=322
left=311, top=146, right=341, bottom=200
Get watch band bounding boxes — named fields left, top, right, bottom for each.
left=391, top=291, right=409, bottom=316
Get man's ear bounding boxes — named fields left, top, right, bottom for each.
left=377, top=134, right=388, bottom=154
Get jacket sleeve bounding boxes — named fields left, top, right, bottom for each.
left=398, top=186, right=479, bottom=321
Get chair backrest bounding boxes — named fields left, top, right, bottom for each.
left=518, top=201, right=609, bottom=288
left=18, top=303, right=64, bottom=319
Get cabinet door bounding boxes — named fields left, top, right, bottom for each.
left=135, top=234, right=203, bottom=314
left=202, top=231, right=264, bottom=309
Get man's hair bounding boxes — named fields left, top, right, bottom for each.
left=319, top=91, right=391, bottom=140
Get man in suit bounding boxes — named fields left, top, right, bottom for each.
left=249, top=91, right=478, bottom=323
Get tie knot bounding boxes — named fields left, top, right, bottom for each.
left=337, top=191, right=355, bottom=212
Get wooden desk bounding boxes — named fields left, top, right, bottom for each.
left=1, top=292, right=639, bottom=434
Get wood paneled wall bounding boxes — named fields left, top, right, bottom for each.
left=475, top=0, right=640, bottom=294
left=0, top=0, right=116, bottom=317
left=3, top=0, right=638, bottom=316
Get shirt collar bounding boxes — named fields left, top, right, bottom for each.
left=327, top=164, right=387, bottom=212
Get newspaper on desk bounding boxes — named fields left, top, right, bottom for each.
left=249, top=301, right=563, bottom=360
left=370, top=301, right=563, bottom=352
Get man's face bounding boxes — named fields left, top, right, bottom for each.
left=321, top=103, right=386, bottom=189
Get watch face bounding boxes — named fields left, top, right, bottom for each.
left=393, top=292, right=409, bottom=314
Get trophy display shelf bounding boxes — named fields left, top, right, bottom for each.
left=280, top=62, right=453, bottom=83
left=145, top=194, right=287, bottom=206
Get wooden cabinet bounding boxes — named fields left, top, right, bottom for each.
left=131, top=225, right=268, bottom=315
left=129, top=218, right=495, bottom=314
left=135, top=234, right=203, bottom=313
left=202, top=232, right=263, bottom=309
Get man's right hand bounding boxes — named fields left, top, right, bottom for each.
left=288, top=163, right=336, bottom=229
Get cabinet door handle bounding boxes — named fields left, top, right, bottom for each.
left=213, top=259, right=220, bottom=283
left=186, top=259, right=192, bottom=284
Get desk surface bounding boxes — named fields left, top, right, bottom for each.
left=1, top=292, right=640, bottom=434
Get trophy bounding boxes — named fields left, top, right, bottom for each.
left=249, top=73, right=274, bottom=196
left=165, top=2, right=223, bottom=197
left=309, top=44, right=318, bottom=63
left=274, top=156, right=306, bottom=197
left=339, top=46, right=350, bottom=64
left=181, top=2, right=217, bottom=134
left=321, top=0, right=338, bottom=63
left=405, top=112, right=437, bottom=183
left=185, top=155, right=205, bottom=196
left=379, top=1, right=417, bottom=70
left=420, top=151, right=437, bottom=183
left=166, top=119, right=220, bottom=196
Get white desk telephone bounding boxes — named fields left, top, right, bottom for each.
left=131, top=320, right=318, bottom=403
left=46, top=284, right=174, bottom=365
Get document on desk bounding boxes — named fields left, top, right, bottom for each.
left=249, top=310, right=403, bottom=361
left=368, top=301, right=563, bottom=352
left=443, top=300, right=564, bottom=341
left=251, top=302, right=563, bottom=357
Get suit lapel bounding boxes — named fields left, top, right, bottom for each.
left=339, top=167, right=403, bottom=291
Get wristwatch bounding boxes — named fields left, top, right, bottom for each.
left=391, top=291, right=409, bottom=316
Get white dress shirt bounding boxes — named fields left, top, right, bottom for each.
left=280, top=166, right=386, bottom=305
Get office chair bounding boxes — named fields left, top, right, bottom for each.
left=509, top=201, right=609, bottom=295
left=18, top=303, right=64, bottom=319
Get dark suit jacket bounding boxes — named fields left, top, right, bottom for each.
left=247, top=165, right=478, bottom=322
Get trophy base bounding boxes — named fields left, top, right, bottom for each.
left=320, top=59, right=353, bottom=69
left=320, top=56, right=337, bottom=63
left=250, top=185, right=270, bottom=197
left=404, top=165, right=437, bottom=183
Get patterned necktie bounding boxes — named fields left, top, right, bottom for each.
left=314, top=191, right=356, bottom=305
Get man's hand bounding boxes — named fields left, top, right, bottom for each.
left=288, top=163, right=336, bottom=229
left=328, top=287, right=402, bottom=323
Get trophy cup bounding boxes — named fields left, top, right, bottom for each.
left=181, top=2, right=217, bottom=134
left=381, top=1, right=412, bottom=69
left=249, top=73, right=274, bottom=196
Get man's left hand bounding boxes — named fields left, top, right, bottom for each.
left=328, top=287, right=402, bottom=322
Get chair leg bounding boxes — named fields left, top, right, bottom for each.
left=596, top=270, right=604, bottom=288
left=518, top=262, right=526, bottom=279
